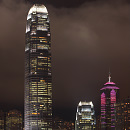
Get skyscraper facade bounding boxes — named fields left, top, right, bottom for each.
left=100, top=74, right=119, bottom=129
left=75, top=101, right=96, bottom=130
left=24, top=4, right=52, bottom=130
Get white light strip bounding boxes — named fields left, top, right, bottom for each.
left=28, top=5, right=48, bottom=15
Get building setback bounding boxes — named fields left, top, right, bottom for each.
left=100, top=74, right=120, bottom=129
left=24, top=4, right=52, bottom=130
left=75, top=101, right=96, bottom=130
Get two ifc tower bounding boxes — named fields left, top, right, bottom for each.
left=24, top=4, right=52, bottom=130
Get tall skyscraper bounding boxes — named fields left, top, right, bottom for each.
left=24, top=4, right=52, bottom=130
left=75, top=101, right=96, bottom=130
left=100, top=73, right=119, bottom=129
left=6, top=110, right=23, bottom=130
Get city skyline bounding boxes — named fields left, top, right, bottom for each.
left=0, top=0, right=129, bottom=122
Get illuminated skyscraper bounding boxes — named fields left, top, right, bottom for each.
left=24, top=4, right=52, bottom=130
left=75, top=101, right=96, bottom=130
left=100, top=73, right=119, bottom=129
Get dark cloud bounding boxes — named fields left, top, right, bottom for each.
left=0, top=0, right=29, bottom=107
left=49, top=0, right=130, bottom=119
left=0, top=0, right=129, bottom=121
left=27, top=0, right=96, bottom=8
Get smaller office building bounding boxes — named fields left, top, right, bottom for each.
left=114, top=97, right=130, bottom=130
left=75, top=101, right=96, bottom=130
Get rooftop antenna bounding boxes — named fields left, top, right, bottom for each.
left=108, top=68, right=111, bottom=82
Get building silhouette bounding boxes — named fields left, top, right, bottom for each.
left=75, top=101, right=96, bottom=130
left=100, top=73, right=120, bottom=129
left=6, top=110, right=22, bottom=130
left=96, top=115, right=101, bottom=130
left=53, top=117, right=74, bottom=130
left=0, top=110, right=5, bottom=130
left=24, top=4, right=52, bottom=130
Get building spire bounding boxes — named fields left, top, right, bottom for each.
left=108, top=68, right=111, bottom=82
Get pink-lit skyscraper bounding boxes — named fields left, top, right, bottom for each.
left=100, top=73, right=120, bottom=130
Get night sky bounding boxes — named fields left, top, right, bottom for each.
left=0, top=0, right=130, bottom=121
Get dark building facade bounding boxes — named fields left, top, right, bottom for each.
left=114, top=97, right=130, bottom=130
left=24, top=4, right=52, bottom=130
left=53, top=117, right=74, bottom=130
left=6, top=110, right=22, bottom=130
left=0, top=110, right=5, bottom=130
left=100, top=74, right=120, bottom=129
left=96, top=115, right=101, bottom=130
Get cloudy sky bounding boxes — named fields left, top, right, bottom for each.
left=0, top=0, right=129, bottom=121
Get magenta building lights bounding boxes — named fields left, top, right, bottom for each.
left=100, top=73, right=120, bottom=130
left=110, top=89, right=117, bottom=128
left=101, top=92, right=106, bottom=125
left=111, top=89, right=116, bottom=103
